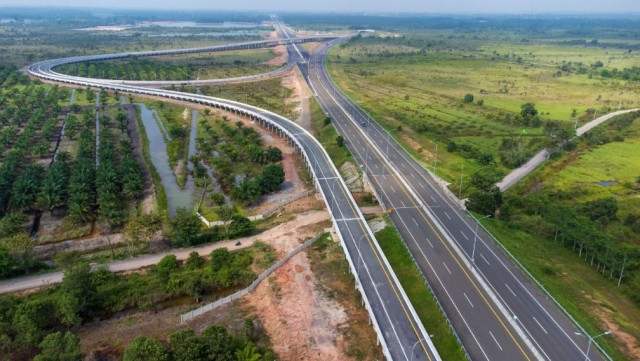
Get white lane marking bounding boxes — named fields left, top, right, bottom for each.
left=430, top=195, right=436, bottom=203
left=480, top=253, right=491, bottom=265
left=412, top=217, right=419, bottom=227
left=390, top=185, right=396, bottom=193
left=489, top=331, right=503, bottom=351
left=420, top=182, right=425, bottom=188
left=444, top=211, right=451, bottom=220
left=460, top=231, right=469, bottom=240
left=392, top=214, right=490, bottom=360
left=401, top=200, right=407, bottom=208
left=464, top=292, right=474, bottom=308
left=426, top=238, right=434, bottom=248
left=442, top=262, right=452, bottom=274
left=532, top=317, right=548, bottom=334
left=505, top=283, right=517, bottom=297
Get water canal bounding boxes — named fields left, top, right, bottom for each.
left=138, top=103, right=197, bottom=217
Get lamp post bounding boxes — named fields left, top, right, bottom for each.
left=471, top=214, right=492, bottom=262
left=410, top=335, right=434, bottom=361
left=357, top=234, right=367, bottom=274
left=383, top=128, right=392, bottom=158
left=458, top=164, right=464, bottom=200
left=410, top=338, right=425, bottom=361
left=575, top=330, right=611, bottom=361
left=433, top=142, right=438, bottom=176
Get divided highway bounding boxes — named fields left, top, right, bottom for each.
left=302, top=32, right=611, bottom=361
left=27, top=37, right=440, bottom=361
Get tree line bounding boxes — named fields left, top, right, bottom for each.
left=0, top=244, right=271, bottom=359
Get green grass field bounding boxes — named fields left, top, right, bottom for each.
left=327, top=34, right=640, bottom=186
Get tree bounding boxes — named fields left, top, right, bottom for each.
left=155, top=254, right=179, bottom=283
left=229, top=215, right=255, bottom=238
left=34, top=331, right=82, bottom=361
left=0, top=212, right=27, bottom=238
left=584, top=197, right=618, bottom=221
left=200, top=325, right=238, bottom=360
left=235, top=343, right=262, bottom=361
left=258, top=164, right=284, bottom=194
left=57, top=262, right=97, bottom=325
left=85, top=88, right=95, bottom=103
left=169, top=328, right=208, bottom=361
left=463, top=94, right=474, bottom=103
left=231, top=179, right=261, bottom=205
left=211, top=248, right=231, bottom=272
left=124, top=213, right=163, bottom=247
left=39, top=160, right=69, bottom=213
left=470, top=168, right=503, bottom=192
left=185, top=251, right=205, bottom=270
left=499, top=137, right=527, bottom=168
left=336, top=135, right=345, bottom=147
left=520, top=102, right=541, bottom=127
left=123, top=336, right=170, bottom=361
left=14, top=299, right=58, bottom=346
left=170, top=208, right=201, bottom=247
left=0, top=245, right=11, bottom=279
left=520, top=102, right=538, bottom=120
left=53, top=250, right=83, bottom=270
left=467, top=187, right=503, bottom=216
left=116, top=109, right=128, bottom=133
left=3, top=233, right=36, bottom=273
left=9, top=164, right=44, bottom=211
left=264, top=146, right=282, bottom=163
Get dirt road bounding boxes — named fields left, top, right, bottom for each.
left=0, top=210, right=330, bottom=295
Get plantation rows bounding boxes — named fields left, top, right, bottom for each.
left=0, top=73, right=68, bottom=216
left=0, top=69, right=145, bottom=278
left=56, top=58, right=193, bottom=81
left=56, top=109, right=144, bottom=228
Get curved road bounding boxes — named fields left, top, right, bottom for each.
left=24, top=36, right=440, bottom=361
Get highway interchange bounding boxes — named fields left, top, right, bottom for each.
left=24, top=22, right=614, bottom=361
left=27, top=34, right=439, bottom=361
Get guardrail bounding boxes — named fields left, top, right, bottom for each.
left=28, top=37, right=439, bottom=360
left=181, top=230, right=327, bottom=323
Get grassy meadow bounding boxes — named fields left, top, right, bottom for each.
left=327, top=33, right=640, bottom=183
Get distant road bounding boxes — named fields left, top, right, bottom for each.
left=497, top=108, right=639, bottom=191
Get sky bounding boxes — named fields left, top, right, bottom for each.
left=0, top=0, right=639, bottom=14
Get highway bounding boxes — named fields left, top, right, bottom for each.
left=26, top=36, right=440, bottom=361
left=299, top=28, right=611, bottom=361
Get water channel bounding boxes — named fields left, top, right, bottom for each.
left=138, top=103, right=198, bottom=217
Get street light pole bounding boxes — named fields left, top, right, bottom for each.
left=357, top=234, right=367, bottom=278
left=575, top=330, right=611, bottom=361
left=410, top=338, right=425, bottom=361
left=458, top=164, right=464, bottom=200
left=471, top=214, right=491, bottom=262
left=433, top=143, right=438, bottom=176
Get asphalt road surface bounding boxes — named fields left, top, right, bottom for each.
left=25, top=35, right=440, bottom=361
left=303, top=31, right=611, bottom=361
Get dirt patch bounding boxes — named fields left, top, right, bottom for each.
left=589, top=302, right=640, bottom=360
left=282, top=70, right=312, bottom=127
left=243, top=251, right=350, bottom=361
